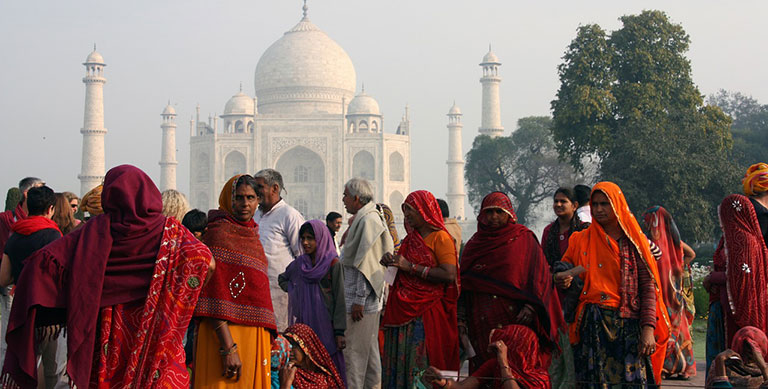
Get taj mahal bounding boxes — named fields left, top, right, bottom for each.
left=77, top=3, right=506, bottom=224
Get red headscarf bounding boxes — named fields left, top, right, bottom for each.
left=732, top=326, right=768, bottom=361
left=284, top=323, right=345, bottom=389
left=643, top=206, right=684, bottom=315
left=11, top=216, right=61, bottom=236
left=487, top=325, right=551, bottom=389
left=461, top=192, right=565, bottom=349
left=720, top=194, right=768, bottom=344
left=382, top=190, right=460, bottom=370
left=3, top=165, right=168, bottom=388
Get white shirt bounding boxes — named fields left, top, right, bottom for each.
left=253, top=199, right=305, bottom=286
left=577, top=205, right=592, bottom=223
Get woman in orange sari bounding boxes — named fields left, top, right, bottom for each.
left=643, top=206, right=697, bottom=379
left=380, top=190, right=459, bottom=388
left=194, top=175, right=277, bottom=388
left=554, top=182, right=669, bottom=387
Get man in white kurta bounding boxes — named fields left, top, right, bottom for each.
left=254, top=169, right=305, bottom=332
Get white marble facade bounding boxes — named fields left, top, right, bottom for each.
left=189, top=6, right=410, bottom=220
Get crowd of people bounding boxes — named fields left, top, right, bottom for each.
left=0, top=161, right=765, bottom=388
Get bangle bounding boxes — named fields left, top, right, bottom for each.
left=219, top=343, right=238, bottom=356
left=501, top=377, right=517, bottom=384
left=213, top=321, right=227, bottom=331
left=421, top=266, right=429, bottom=279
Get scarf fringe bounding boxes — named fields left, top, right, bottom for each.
left=0, top=373, right=20, bottom=389
left=35, top=324, right=65, bottom=343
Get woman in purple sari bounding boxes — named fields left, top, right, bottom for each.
left=279, top=219, right=347, bottom=384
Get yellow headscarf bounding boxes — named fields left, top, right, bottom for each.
left=80, top=185, right=103, bottom=216
left=743, top=162, right=768, bottom=196
left=218, top=175, right=243, bottom=216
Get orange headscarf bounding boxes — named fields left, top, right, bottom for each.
left=743, top=162, right=768, bottom=196
left=218, top=174, right=243, bottom=216
left=562, top=181, right=669, bottom=383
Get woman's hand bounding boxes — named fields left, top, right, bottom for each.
left=221, top=348, right=242, bottom=381
left=515, top=304, right=535, bottom=327
left=489, top=339, right=509, bottom=365
left=703, top=273, right=712, bottom=293
left=554, top=272, right=572, bottom=289
left=279, top=363, right=297, bottom=389
left=638, top=325, right=656, bottom=356
left=336, top=335, right=346, bottom=351
left=423, top=366, right=451, bottom=388
left=380, top=252, right=393, bottom=267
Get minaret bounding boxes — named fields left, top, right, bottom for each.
left=159, top=102, right=178, bottom=191
left=78, top=46, right=108, bottom=195
left=479, top=45, right=503, bottom=137
left=446, top=102, right=466, bottom=220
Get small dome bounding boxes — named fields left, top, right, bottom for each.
left=347, top=92, right=380, bottom=115
left=162, top=104, right=176, bottom=115
left=481, top=49, right=499, bottom=64
left=448, top=102, right=462, bottom=115
left=85, top=50, right=105, bottom=64
left=223, top=91, right=255, bottom=115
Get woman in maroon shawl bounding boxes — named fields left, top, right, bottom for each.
left=280, top=323, right=345, bottom=389
left=1, top=165, right=214, bottom=388
left=193, top=174, right=277, bottom=388
left=381, top=190, right=459, bottom=388
left=718, top=193, right=768, bottom=347
left=459, top=192, right=570, bottom=387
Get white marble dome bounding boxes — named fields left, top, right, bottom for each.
left=481, top=50, right=499, bottom=64
left=162, top=104, right=176, bottom=116
left=253, top=14, right=356, bottom=115
left=223, top=91, right=254, bottom=115
left=84, top=50, right=105, bottom=64
left=347, top=92, right=380, bottom=115
left=448, top=103, right=461, bottom=115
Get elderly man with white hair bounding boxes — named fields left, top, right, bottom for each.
left=253, top=168, right=305, bottom=332
left=340, top=178, right=393, bottom=389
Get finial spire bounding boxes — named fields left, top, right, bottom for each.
left=239, top=82, right=243, bottom=92
left=94, top=43, right=97, bottom=51
left=167, top=99, right=170, bottom=105
left=302, top=0, right=308, bottom=18
left=488, top=43, right=492, bottom=52
left=361, top=82, right=365, bottom=93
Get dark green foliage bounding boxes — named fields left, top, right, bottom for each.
left=708, top=90, right=768, bottom=171
left=465, top=116, right=577, bottom=225
left=4, top=187, right=21, bottom=212
left=551, top=10, right=737, bottom=241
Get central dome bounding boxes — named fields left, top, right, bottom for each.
left=254, top=14, right=356, bottom=115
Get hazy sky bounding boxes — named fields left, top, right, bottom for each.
left=1, top=0, right=766, bottom=214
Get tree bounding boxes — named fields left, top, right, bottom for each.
left=551, top=10, right=737, bottom=241
left=708, top=90, right=768, bottom=170
left=464, top=116, right=579, bottom=225
left=4, top=187, right=20, bottom=212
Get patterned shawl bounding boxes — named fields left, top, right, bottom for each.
left=720, top=194, right=768, bottom=344
left=284, top=323, right=344, bottom=389
left=382, top=190, right=460, bottom=370
left=461, top=192, right=566, bottom=349
left=194, top=175, right=276, bottom=330
left=643, top=206, right=685, bottom=316
left=487, top=325, right=551, bottom=389
left=377, top=203, right=401, bottom=254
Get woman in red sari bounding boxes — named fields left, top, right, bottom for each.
left=380, top=190, right=459, bottom=388
left=1, top=165, right=214, bottom=388
left=643, top=206, right=697, bottom=378
left=718, top=193, right=768, bottom=345
left=460, top=192, right=570, bottom=388
left=280, top=323, right=345, bottom=389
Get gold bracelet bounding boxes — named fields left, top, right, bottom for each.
left=219, top=343, right=238, bottom=356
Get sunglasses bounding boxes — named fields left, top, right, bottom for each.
left=70, top=204, right=79, bottom=209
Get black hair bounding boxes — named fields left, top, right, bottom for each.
left=326, top=211, right=342, bottom=223
left=574, top=184, right=591, bottom=207
left=182, top=209, right=208, bottom=234
left=436, top=198, right=450, bottom=218
left=553, top=187, right=577, bottom=204
left=26, top=186, right=56, bottom=216
left=299, top=222, right=315, bottom=238
left=234, top=175, right=259, bottom=193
